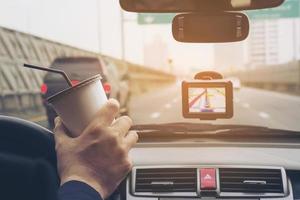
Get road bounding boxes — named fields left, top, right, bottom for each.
left=19, top=82, right=300, bottom=132
left=130, top=82, right=300, bottom=131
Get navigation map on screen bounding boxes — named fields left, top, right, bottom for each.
left=188, top=87, right=226, bottom=113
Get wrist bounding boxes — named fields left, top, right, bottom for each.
left=60, top=175, right=107, bottom=199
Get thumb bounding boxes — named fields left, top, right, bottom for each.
left=54, top=117, right=71, bottom=143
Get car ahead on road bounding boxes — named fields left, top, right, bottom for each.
left=226, top=77, right=241, bottom=90
left=102, top=57, right=131, bottom=115
left=41, top=57, right=130, bottom=129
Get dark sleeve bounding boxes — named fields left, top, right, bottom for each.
left=58, top=181, right=103, bottom=200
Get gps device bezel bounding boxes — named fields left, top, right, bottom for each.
left=182, top=80, right=233, bottom=120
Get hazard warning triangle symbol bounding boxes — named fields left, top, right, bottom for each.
left=204, top=174, right=212, bottom=180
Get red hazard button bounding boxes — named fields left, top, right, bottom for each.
left=200, top=168, right=216, bottom=190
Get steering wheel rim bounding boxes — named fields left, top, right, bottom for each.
left=0, top=115, right=57, bottom=173
left=0, top=115, right=126, bottom=200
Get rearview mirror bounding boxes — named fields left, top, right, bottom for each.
left=120, top=0, right=284, bottom=12
left=172, top=12, right=249, bottom=43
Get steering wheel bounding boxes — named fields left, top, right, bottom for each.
left=0, top=115, right=57, bottom=165
left=0, top=115, right=126, bottom=200
left=0, top=115, right=60, bottom=199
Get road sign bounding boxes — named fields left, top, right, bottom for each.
left=246, top=0, right=300, bottom=20
left=137, top=0, right=300, bottom=24
left=138, top=13, right=175, bottom=25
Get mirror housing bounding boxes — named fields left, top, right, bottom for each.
left=172, top=12, right=249, bottom=43
left=120, top=0, right=284, bottom=13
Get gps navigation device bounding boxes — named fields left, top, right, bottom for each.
left=182, top=80, right=233, bottom=120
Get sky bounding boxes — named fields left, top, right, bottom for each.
left=0, top=0, right=298, bottom=72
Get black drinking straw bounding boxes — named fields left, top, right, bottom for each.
left=24, top=63, right=72, bottom=87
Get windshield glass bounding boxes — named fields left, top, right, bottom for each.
left=46, top=58, right=104, bottom=80
left=0, top=0, right=299, bottom=132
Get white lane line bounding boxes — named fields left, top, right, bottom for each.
left=242, top=103, right=250, bottom=108
left=259, top=112, right=270, bottom=119
left=150, top=112, right=161, bottom=119
left=165, top=103, right=172, bottom=109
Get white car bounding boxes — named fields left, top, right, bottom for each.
left=227, top=77, right=241, bottom=90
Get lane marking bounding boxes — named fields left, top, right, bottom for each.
left=259, top=112, right=270, bottom=119
left=242, top=103, right=250, bottom=108
left=189, top=90, right=206, bottom=108
left=150, top=112, right=161, bottom=119
left=165, top=103, right=172, bottom=109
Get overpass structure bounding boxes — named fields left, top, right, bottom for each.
left=0, top=26, right=176, bottom=115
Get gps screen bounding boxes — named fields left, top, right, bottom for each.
left=188, top=87, right=226, bottom=113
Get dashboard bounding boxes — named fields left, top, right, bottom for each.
left=124, top=142, right=300, bottom=199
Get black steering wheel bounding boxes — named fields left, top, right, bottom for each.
left=0, top=115, right=57, bottom=166
left=0, top=115, right=59, bottom=200
left=0, top=115, right=126, bottom=200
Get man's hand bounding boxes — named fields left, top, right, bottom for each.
left=54, top=99, right=138, bottom=199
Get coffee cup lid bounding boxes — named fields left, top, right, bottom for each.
left=47, top=74, right=102, bottom=103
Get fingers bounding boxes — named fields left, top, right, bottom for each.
left=81, top=99, right=120, bottom=136
left=124, top=131, right=139, bottom=151
left=89, top=98, right=120, bottom=127
left=111, top=116, right=132, bottom=137
left=54, top=117, right=70, bottom=143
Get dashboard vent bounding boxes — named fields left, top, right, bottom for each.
left=219, top=168, right=284, bottom=194
left=135, top=168, right=197, bottom=193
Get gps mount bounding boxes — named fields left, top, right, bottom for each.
left=194, top=71, right=223, bottom=80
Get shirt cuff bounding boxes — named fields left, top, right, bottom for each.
left=58, top=180, right=103, bottom=200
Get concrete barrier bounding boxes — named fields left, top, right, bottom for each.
left=0, top=26, right=176, bottom=114
left=224, top=61, right=300, bottom=94
left=102, top=56, right=176, bottom=95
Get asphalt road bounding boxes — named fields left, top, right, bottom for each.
left=17, top=82, right=300, bottom=132
left=130, top=82, right=300, bottom=131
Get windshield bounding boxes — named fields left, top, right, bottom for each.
left=46, top=58, right=104, bottom=80
left=0, top=0, right=299, bottom=133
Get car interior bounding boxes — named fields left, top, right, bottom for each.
left=0, top=0, right=300, bottom=200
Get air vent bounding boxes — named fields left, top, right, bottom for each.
left=135, top=168, right=197, bottom=193
left=220, top=168, right=284, bottom=194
